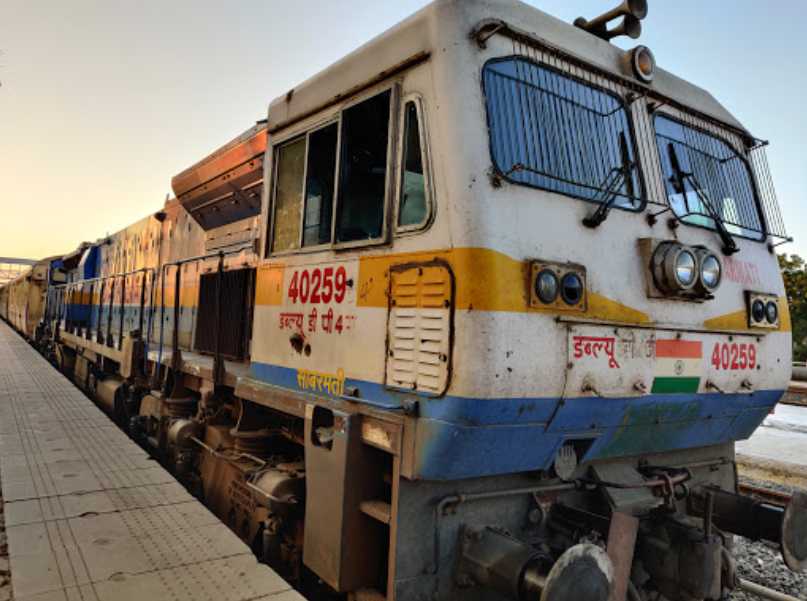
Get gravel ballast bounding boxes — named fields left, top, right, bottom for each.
left=731, top=477, right=807, bottom=600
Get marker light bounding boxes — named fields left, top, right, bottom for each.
left=751, top=299, right=766, bottom=323
left=766, top=300, right=779, bottom=324
left=535, top=270, right=559, bottom=304
left=699, top=253, right=722, bottom=291
left=631, top=45, right=655, bottom=83
left=561, top=273, right=584, bottom=306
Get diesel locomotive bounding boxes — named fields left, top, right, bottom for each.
left=2, top=1, right=804, bottom=600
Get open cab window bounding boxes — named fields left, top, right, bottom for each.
left=336, top=90, right=392, bottom=243
left=267, top=88, right=397, bottom=255
left=303, top=123, right=339, bottom=247
left=397, top=98, right=431, bottom=232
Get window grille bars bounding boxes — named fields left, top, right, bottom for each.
left=488, top=29, right=789, bottom=242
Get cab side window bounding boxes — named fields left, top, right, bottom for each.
left=398, top=100, right=428, bottom=229
left=268, top=89, right=393, bottom=254
left=303, top=123, right=338, bottom=247
left=336, top=90, right=392, bottom=243
left=271, top=137, right=306, bottom=253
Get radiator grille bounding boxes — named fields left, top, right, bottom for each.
left=386, top=265, right=452, bottom=396
left=195, top=268, right=254, bottom=359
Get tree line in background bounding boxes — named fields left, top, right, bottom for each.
left=779, top=254, right=807, bottom=362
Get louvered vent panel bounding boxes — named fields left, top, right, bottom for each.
left=386, top=265, right=453, bottom=396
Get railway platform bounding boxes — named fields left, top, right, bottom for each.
left=736, top=401, right=807, bottom=490
left=0, top=321, right=303, bottom=601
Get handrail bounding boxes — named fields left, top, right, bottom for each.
left=155, top=244, right=253, bottom=387
left=47, top=244, right=254, bottom=388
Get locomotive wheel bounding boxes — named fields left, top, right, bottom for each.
left=538, top=544, right=613, bottom=601
left=782, top=491, right=807, bottom=572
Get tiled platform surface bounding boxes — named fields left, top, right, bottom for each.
left=0, top=321, right=303, bottom=601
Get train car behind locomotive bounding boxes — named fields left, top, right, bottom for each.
left=4, top=2, right=803, bottom=601
left=2, top=258, right=51, bottom=340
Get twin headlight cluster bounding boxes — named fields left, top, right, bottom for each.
left=651, top=242, right=721, bottom=298
left=530, top=262, right=587, bottom=310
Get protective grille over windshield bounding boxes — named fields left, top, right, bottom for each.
left=655, top=115, right=767, bottom=240
left=478, top=26, right=788, bottom=243
left=483, top=57, right=642, bottom=210
left=750, top=143, right=789, bottom=240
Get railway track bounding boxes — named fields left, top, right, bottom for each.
left=738, top=482, right=792, bottom=507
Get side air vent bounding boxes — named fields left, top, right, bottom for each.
left=385, top=263, right=453, bottom=396
left=194, top=267, right=255, bottom=359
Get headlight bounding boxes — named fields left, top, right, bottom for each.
left=630, top=45, right=656, bottom=83
left=652, top=242, right=707, bottom=295
left=674, top=251, right=697, bottom=287
left=751, top=299, right=766, bottom=323
left=699, top=253, right=722, bottom=291
left=561, top=273, right=584, bottom=306
left=766, top=300, right=779, bottom=324
left=535, top=270, right=559, bottom=304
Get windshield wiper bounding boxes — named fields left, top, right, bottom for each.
left=667, top=143, right=739, bottom=255
left=583, top=132, right=635, bottom=228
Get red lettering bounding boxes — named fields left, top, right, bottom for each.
left=288, top=266, right=349, bottom=304
left=288, top=271, right=299, bottom=303
left=711, top=342, right=757, bottom=371
left=310, top=268, right=322, bottom=303
left=321, top=267, right=334, bottom=303
left=334, top=267, right=347, bottom=303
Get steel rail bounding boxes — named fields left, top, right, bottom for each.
left=738, top=482, right=792, bottom=507
left=737, top=578, right=802, bottom=601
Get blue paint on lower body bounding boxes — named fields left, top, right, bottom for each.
left=62, top=303, right=195, bottom=345
left=412, top=390, right=783, bottom=480
left=256, top=361, right=787, bottom=480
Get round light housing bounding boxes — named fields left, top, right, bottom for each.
left=674, top=250, right=697, bottom=287
left=631, top=45, right=655, bottom=83
left=535, top=270, right=559, bottom=304
left=751, top=299, right=766, bottom=323
left=699, top=253, right=722, bottom=291
left=561, top=273, right=584, bottom=306
left=653, top=242, right=698, bottom=293
left=766, top=300, right=779, bottom=324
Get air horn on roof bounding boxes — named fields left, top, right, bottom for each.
left=574, top=0, right=648, bottom=41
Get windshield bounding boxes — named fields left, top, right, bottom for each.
left=483, top=57, right=642, bottom=210
left=654, top=115, right=764, bottom=240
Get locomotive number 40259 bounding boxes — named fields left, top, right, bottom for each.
left=710, top=342, right=757, bottom=371
left=288, top=267, right=348, bottom=305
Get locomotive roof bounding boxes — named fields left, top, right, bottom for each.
left=171, top=122, right=267, bottom=200
left=171, top=122, right=267, bottom=230
left=267, top=0, right=747, bottom=135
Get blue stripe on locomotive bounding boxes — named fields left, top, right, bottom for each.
left=250, top=361, right=783, bottom=481
left=78, top=245, right=101, bottom=280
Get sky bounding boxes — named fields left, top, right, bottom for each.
left=0, top=0, right=805, bottom=259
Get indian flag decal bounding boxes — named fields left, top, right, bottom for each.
left=651, top=339, right=703, bottom=394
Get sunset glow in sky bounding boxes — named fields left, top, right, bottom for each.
left=1, top=0, right=805, bottom=259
